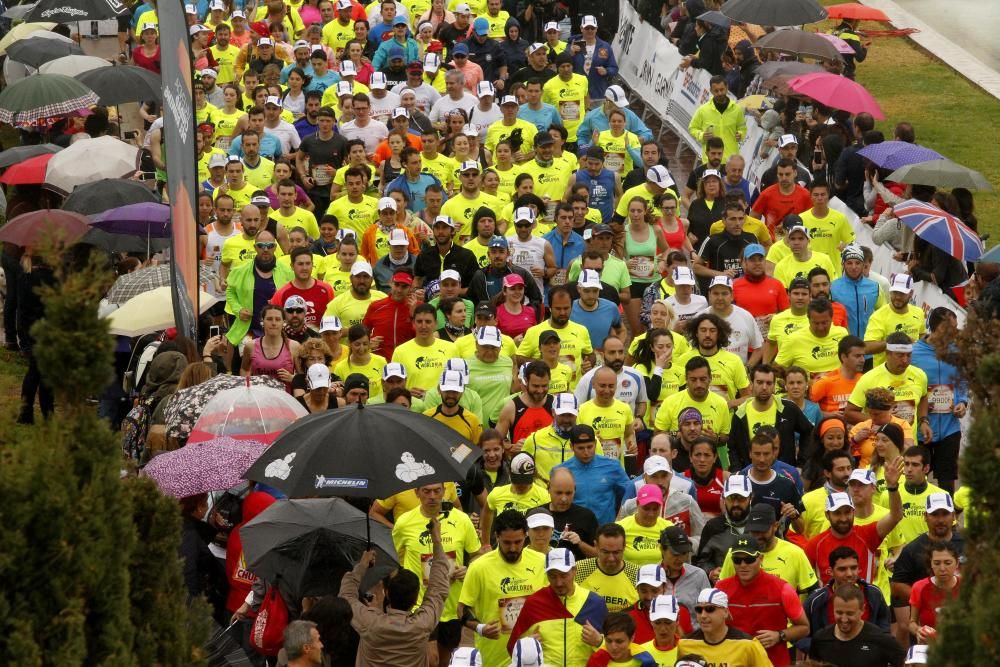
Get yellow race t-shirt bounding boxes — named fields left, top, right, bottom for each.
left=720, top=538, right=818, bottom=593
left=767, top=309, right=809, bottom=352
left=333, top=353, right=388, bottom=398
left=326, top=194, right=379, bottom=236
left=577, top=399, right=633, bottom=465
left=542, top=73, right=589, bottom=142
left=799, top=207, right=855, bottom=269
left=596, top=129, right=640, bottom=176
left=617, top=514, right=673, bottom=566
left=518, top=158, right=575, bottom=208
left=484, top=118, right=538, bottom=154
left=486, top=482, right=551, bottom=516
left=654, top=390, right=731, bottom=436
left=324, top=289, right=386, bottom=327
left=863, top=303, right=926, bottom=367
left=848, top=363, right=929, bottom=428
left=774, top=325, right=850, bottom=375
left=773, top=250, right=838, bottom=286
left=420, top=152, right=458, bottom=192
left=517, top=320, right=593, bottom=379
left=392, top=337, right=458, bottom=390
left=271, top=206, right=320, bottom=240
left=675, top=349, right=749, bottom=400
left=441, top=191, right=504, bottom=239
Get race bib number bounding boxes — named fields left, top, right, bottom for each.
left=215, top=136, right=231, bottom=150
left=420, top=550, right=457, bottom=583
left=312, top=167, right=332, bottom=185
left=928, top=384, right=954, bottom=414
left=559, top=100, right=580, bottom=121
left=892, top=400, right=916, bottom=423
left=628, top=256, right=655, bottom=279
left=601, top=438, right=622, bottom=461
left=604, top=152, right=625, bottom=173
left=551, top=269, right=567, bottom=286
left=499, top=596, right=527, bottom=634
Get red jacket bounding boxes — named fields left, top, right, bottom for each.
left=225, top=491, right=277, bottom=613
left=362, top=295, right=415, bottom=361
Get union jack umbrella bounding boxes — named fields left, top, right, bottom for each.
left=893, top=198, right=984, bottom=261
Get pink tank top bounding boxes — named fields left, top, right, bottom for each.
left=250, top=338, right=294, bottom=389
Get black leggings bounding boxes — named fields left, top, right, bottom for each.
left=21, top=352, right=54, bottom=419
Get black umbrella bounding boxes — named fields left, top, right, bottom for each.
left=6, top=35, right=83, bottom=69
left=0, top=143, right=62, bottom=170
left=721, top=0, right=827, bottom=26
left=61, top=178, right=160, bottom=215
left=755, top=60, right=825, bottom=81
left=755, top=29, right=843, bottom=61
left=697, top=10, right=731, bottom=29
left=76, top=64, right=162, bottom=105
left=79, top=228, right=170, bottom=254
left=24, top=0, right=128, bottom=24
left=243, top=403, right=482, bottom=499
left=240, top=498, right=398, bottom=598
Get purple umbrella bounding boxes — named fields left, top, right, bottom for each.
left=815, top=32, right=855, bottom=55
left=90, top=202, right=170, bottom=257
left=857, top=141, right=944, bottom=171
left=141, top=436, right=270, bottom=498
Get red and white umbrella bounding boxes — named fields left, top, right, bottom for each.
left=188, top=381, right=308, bottom=445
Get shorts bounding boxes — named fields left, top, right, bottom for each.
left=430, top=619, right=463, bottom=649
left=630, top=281, right=653, bottom=299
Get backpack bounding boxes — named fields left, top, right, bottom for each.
left=250, top=584, right=289, bottom=657
left=121, top=395, right=157, bottom=461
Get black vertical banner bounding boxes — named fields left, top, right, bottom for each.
left=159, top=0, right=199, bottom=342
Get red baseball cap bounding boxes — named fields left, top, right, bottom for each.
left=392, top=271, right=413, bottom=285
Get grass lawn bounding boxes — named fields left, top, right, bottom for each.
left=820, top=9, right=1000, bottom=244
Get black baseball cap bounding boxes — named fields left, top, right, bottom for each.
left=782, top=213, right=804, bottom=230
left=731, top=536, right=762, bottom=557
left=534, top=133, right=555, bottom=147
left=569, top=424, right=596, bottom=444
left=475, top=301, right=496, bottom=318
left=746, top=503, right=777, bottom=532
left=539, top=330, right=561, bottom=345
left=591, top=223, right=613, bottom=236
left=344, top=373, right=370, bottom=392
left=659, top=525, right=693, bottom=553
left=788, top=277, right=810, bottom=292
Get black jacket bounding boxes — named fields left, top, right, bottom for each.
left=689, top=29, right=726, bottom=76
left=728, top=398, right=815, bottom=471
left=467, top=35, right=507, bottom=82
left=467, top=263, right=543, bottom=309
left=16, top=263, right=55, bottom=351
left=414, top=243, right=480, bottom=288
left=800, top=580, right=891, bottom=653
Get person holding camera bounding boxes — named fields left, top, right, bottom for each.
left=389, top=484, right=482, bottom=667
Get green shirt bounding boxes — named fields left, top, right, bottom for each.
left=567, top=254, right=632, bottom=291
left=466, top=355, right=515, bottom=426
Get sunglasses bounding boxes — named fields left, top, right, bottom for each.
left=454, top=54, right=467, bottom=58
left=285, top=308, right=306, bottom=314
left=732, top=555, right=758, bottom=565
left=515, top=222, right=532, bottom=228
left=255, top=242, right=277, bottom=249
left=694, top=606, right=720, bottom=614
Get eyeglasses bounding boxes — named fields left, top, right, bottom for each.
left=694, top=606, right=720, bottom=614
left=285, top=308, right=306, bottom=314
left=731, top=555, right=758, bottom=565
left=255, top=242, right=277, bottom=249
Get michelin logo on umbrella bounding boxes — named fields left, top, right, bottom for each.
left=265, top=453, right=296, bottom=480
left=396, top=452, right=435, bottom=482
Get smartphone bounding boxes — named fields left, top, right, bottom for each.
left=813, top=150, right=823, bottom=162
left=427, top=501, right=454, bottom=530
left=209, top=325, right=221, bottom=339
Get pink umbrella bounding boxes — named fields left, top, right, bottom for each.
left=815, top=32, right=855, bottom=55
left=786, top=72, right=885, bottom=119
left=142, top=436, right=270, bottom=498
left=188, top=381, right=308, bottom=445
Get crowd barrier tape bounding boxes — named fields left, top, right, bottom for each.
left=613, top=0, right=967, bottom=327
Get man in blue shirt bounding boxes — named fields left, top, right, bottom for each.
left=227, top=107, right=283, bottom=161
left=574, top=146, right=618, bottom=222
left=555, top=425, right=632, bottom=525
left=571, top=269, right=623, bottom=352
left=544, top=202, right=586, bottom=278
left=831, top=244, right=882, bottom=339
left=911, top=307, right=968, bottom=495
left=518, top=79, right=563, bottom=133
left=577, top=85, right=653, bottom=150
left=384, top=146, right=442, bottom=213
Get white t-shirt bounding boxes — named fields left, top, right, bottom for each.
left=206, top=225, right=241, bottom=295
left=340, top=119, right=390, bottom=155
left=574, top=365, right=649, bottom=415
left=369, top=91, right=402, bottom=125
left=143, top=116, right=164, bottom=149
left=391, top=82, right=441, bottom=113
left=428, top=91, right=477, bottom=124
left=697, top=304, right=763, bottom=362
left=506, top=235, right=548, bottom=293
left=667, top=294, right=708, bottom=323
left=467, top=103, right=503, bottom=141
left=266, top=120, right=302, bottom=155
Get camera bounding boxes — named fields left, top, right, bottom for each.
left=426, top=501, right=454, bottom=530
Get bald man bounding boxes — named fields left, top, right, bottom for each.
left=545, top=467, right=599, bottom=559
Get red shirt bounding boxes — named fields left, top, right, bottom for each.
left=362, top=295, right=416, bottom=361
left=831, top=301, right=849, bottom=328
left=751, top=184, right=812, bottom=230
left=628, top=604, right=693, bottom=644
left=909, top=576, right=960, bottom=628
left=733, top=274, right=790, bottom=318
left=271, top=280, right=335, bottom=328
left=718, top=572, right=804, bottom=667
left=806, top=522, right=884, bottom=586
left=685, top=468, right=726, bottom=516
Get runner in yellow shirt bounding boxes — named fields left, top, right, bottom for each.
left=321, top=2, right=356, bottom=54
left=324, top=261, right=387, bottom=326
left=847, top=331, right=930, bottom=436
left=482, top=452, right=551, bottom=543
left=516, top=287, right=594, bottom=379
left=542, top=53, right=588, bottom=143
left=484, top=97, right=538, bottom=155
left=863, top=273, right=926, bottom=367
left=774, top=299, right=850, bottom=376
left=799, top=181, right=854, bottom=267
left=392, top=304, right=458, bottom=393
left=325, top=167, right=379, bottom=235
left=441, top=161, right=503, bottom=240
left=639, top=594, right=683, bottom=666
left=577, top=375, right=635, bottom=467
left=772, top=223, right=838, bottom=286
left=617, top=485, right=673, bottom=566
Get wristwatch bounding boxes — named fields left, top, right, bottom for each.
left=778, top=630, right=787, bottom=643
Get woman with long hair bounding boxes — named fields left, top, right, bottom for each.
left=654, top=192, right=694, bottom=255
left=419, top=0, right=455, bottom=31
left=687, top=168, right=725, bottom=248
left=630, top=328, right=683, bottom=426
left=629, top=298, right=690, bottom=364
left=595, top=108, right=642, bottom=177
left=281, top=67, right=311, bottom=117
left=213, top=85, right=244, bottom=151
left=437, top=297, right=472, bottom=342
left=241, top=304, right=300, bottom=390
left=494, top=274, right=537, bottom=342
left=291, top=338, right=335, bottom=398
left=491, top=140, right=518, bottom=201
left=132, top=22, right=161, bottom=74
left=332, top=324, right=387, bottom=398
left=377, top=131, right=409, bottom=192
left=684, top=438, right=729, bottom=518
left=342, top=39, right=374, bottom=84
left=623, top=196, right=669, bottom=337
left=800, top=417, right=848, bottom=491
left=869, top=422, right=904, bottom=496
left=299, top=363, right=340, bottom=413
left=908, top=542, right=961, bottom=644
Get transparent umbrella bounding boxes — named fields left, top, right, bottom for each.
left=189, top=381, right=308, bottom=445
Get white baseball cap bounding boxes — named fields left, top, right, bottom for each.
left=336, top=0, right=353, bottom=8
left=672, top=266, right=696, bottom=286
left=306, top=363, right=331, bottom=389
left=454, top=2, right=471, bottom=12
left=577, top=268, right=601, bottom=289
left=636, top=564, right=667, bottom=587
left=369, top=72, right=388, bottom=89
left=499, top=95, right=519, bottom=106
left=231, top=9, right=245, bottom=18
left=514, top=206, right=534, bottom=223
left=336, top=228, right=356, bottom=241
left=264, top=95, right=282, bottom=108
left=388, top=228, right=409, bottom=246
left=449, top=647, right=483, bottom=667
left=444, top=358, right=470, bottom=381
left=697, top=588, right=730, bottom=608
left=709, top=275, right=733, bottom=291
left=543, top=21, right=559, bottom=32
left=826, top=491, right=854, bottom=512
left=440, top=269, right=462, bottom=283
left=184, top=3, right=197, bottom=13
left=778, top=133, right=799, bottom=148
left=382, top=362, right=407, bottom=380
left=848, top=469, right=877, bottom=486
left=643, top=455, right=672, bottom=476
left=423, top=52, right=441, bottom=72
left=925, top=492, right=955, bottom=514
left=208, top=153, right=227, bottom=169
left=526, top=511, right=555, bottom=529
left=350, top=261, right=373, bottom=276
left=605, top=84, right=628, bottom=108
left=723, top=474, right=752, bottom=498
left=647, top=164, right=674, bottom=188
left=702, top=168, right=722, bottom=181
left=545, top=547, right=576, bottom=572
left=209, top=0, right=225, bottom=9
left=553, top=392, right=578, bottom=416
left=460, top=160, right=481, bottom=173
left=581, top=15, right=598, bottom=28
left=283, top=295, right=308, bottom=310
left=340, top=60, right=358, bottom=76
left=199, top=68, right=218, bottom=78
left=293, top=39, right=311, bottom=51
left=786, top=224, right=810, bottom=238
left=461, top=124, right=479, bottom=137
left=439, top=369, right=466, bottom=393
left=319, top=315, right=343, bottom=333
left=509, top=638, right=545, bottom=667
left=257, top=36, right=274, bottom=47
left=140, top=22, right=157, bottom=32
left=476, top=326, right=503, bottom=348
left=528, top=42, right=547, bottom=54
left=392, top=106, right=409, bottom=119
left=189, top=24, right=210, bottom=36
left=433, top=215, right=456, bottom=228
left=476, top=81, right=496, bottom=98
left=889, top=272, right=914, bottom=293
left=649, top=594, right=681, bottom=622
left=336, top=81, right=354, bottom=97
left=378, top=196, right=397, bottom=211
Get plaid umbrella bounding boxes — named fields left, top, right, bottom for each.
left=858, top=141, right=943, bottom=171
left=894, top=199, right=984, bottom=261
left=142, top=436, right=270, bottom=498
left=164, top=375, right=287, bottom=443
left=106, top=263, right=218, bottom=305
left=189, top=384, right=308, bottom=445
left=0, top=73, right=98, bottom=125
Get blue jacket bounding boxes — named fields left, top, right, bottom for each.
left=371, top=37, right=421, bottom=71
left=911, top=339, right=967, bottom=442
left=569, top=37, right=619, bottom=101
left=543, top=228, right=585, bottom=269
left=578, top=106, right=653, bottom=149
left=554, top=456, right=632, bottom=525
left=831, top=274, right=882, bottom=338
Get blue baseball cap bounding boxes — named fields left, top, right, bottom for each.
left=473, top=17, right=489, bottom=35
left=488, top=235, right=508, bottom=249
left=453, top=42, right=469, bottom=56
left=743, top=243, right=766, bottom=259
left=392, top=15, right=408, bottom=26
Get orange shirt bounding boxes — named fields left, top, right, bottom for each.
left=810, top=370, right=860, bottom=414
left=373, top=134, right=424, bottom=165
left=849, top=416, right=912, bottom=468
left=360, top=223, right=421, bottom=264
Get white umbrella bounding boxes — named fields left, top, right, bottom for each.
left=39, top=55, right=111, bottom=77
left=44, top=135, right=141, bottom=195
left=104, top=286, right=220, bottom=337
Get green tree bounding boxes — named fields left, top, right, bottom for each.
left=931, top=311, right=1000, bottom=666
left=0, top=251, right=206, bottom=665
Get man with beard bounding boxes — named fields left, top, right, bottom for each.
left=293, top=90, right=321, bottom=140
left=427, top=368, right=483, bottom=444
left=763, top=277, right=811, bottom=364
left=863, top=273, right=927, bottom=368
left=224, top=229, right=294, bottom=367
left=808, top=267, right=849, bottom=328
left=516, top=286, right=595, bottom=379
left=413, top=215, right=480, bottom=291
left=683, top=137, right=724, bottom=208
left=521, top=393, right=579, bottom=483
left=688, top=76, right=745, bottom=161
left=729, top=364, right=813, bottom=471
left=325, top=260, right=387, bottom=328
left=618, top=456, right=706, bottom=543
left=800, top=450, right=855, bottom=539
left=719, top=503, right=819, bottom=595
left=220, top=203, right=266, bottom=282
left=279, top=295, right=321, bottom=344
left=496, top=361, right=554, bottom=454
left=575, top=336, right=647, bottom=419
left=627, top=564, right=694, bottom=645
left=695, top=474, right=753, bottom=582
left=654, top=357, right=732, bottom=462
left=774, top=298, right=850, bottom=377
left=759, top=134, right=811, bottom=192
left=734, top=244, right=789, bottom=339
left=458, top=510, right=546, bottom=667
left=697, top=273, right=762, bottom=365
left=831, top=245, right=883, bottom=340
left=541, top=467, right=599, bottom=560
left=468, top=235, right=543, bottom=306
left=683, top=312, right=751, bottom=406
left=809, top=585, right=905, bottom=667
